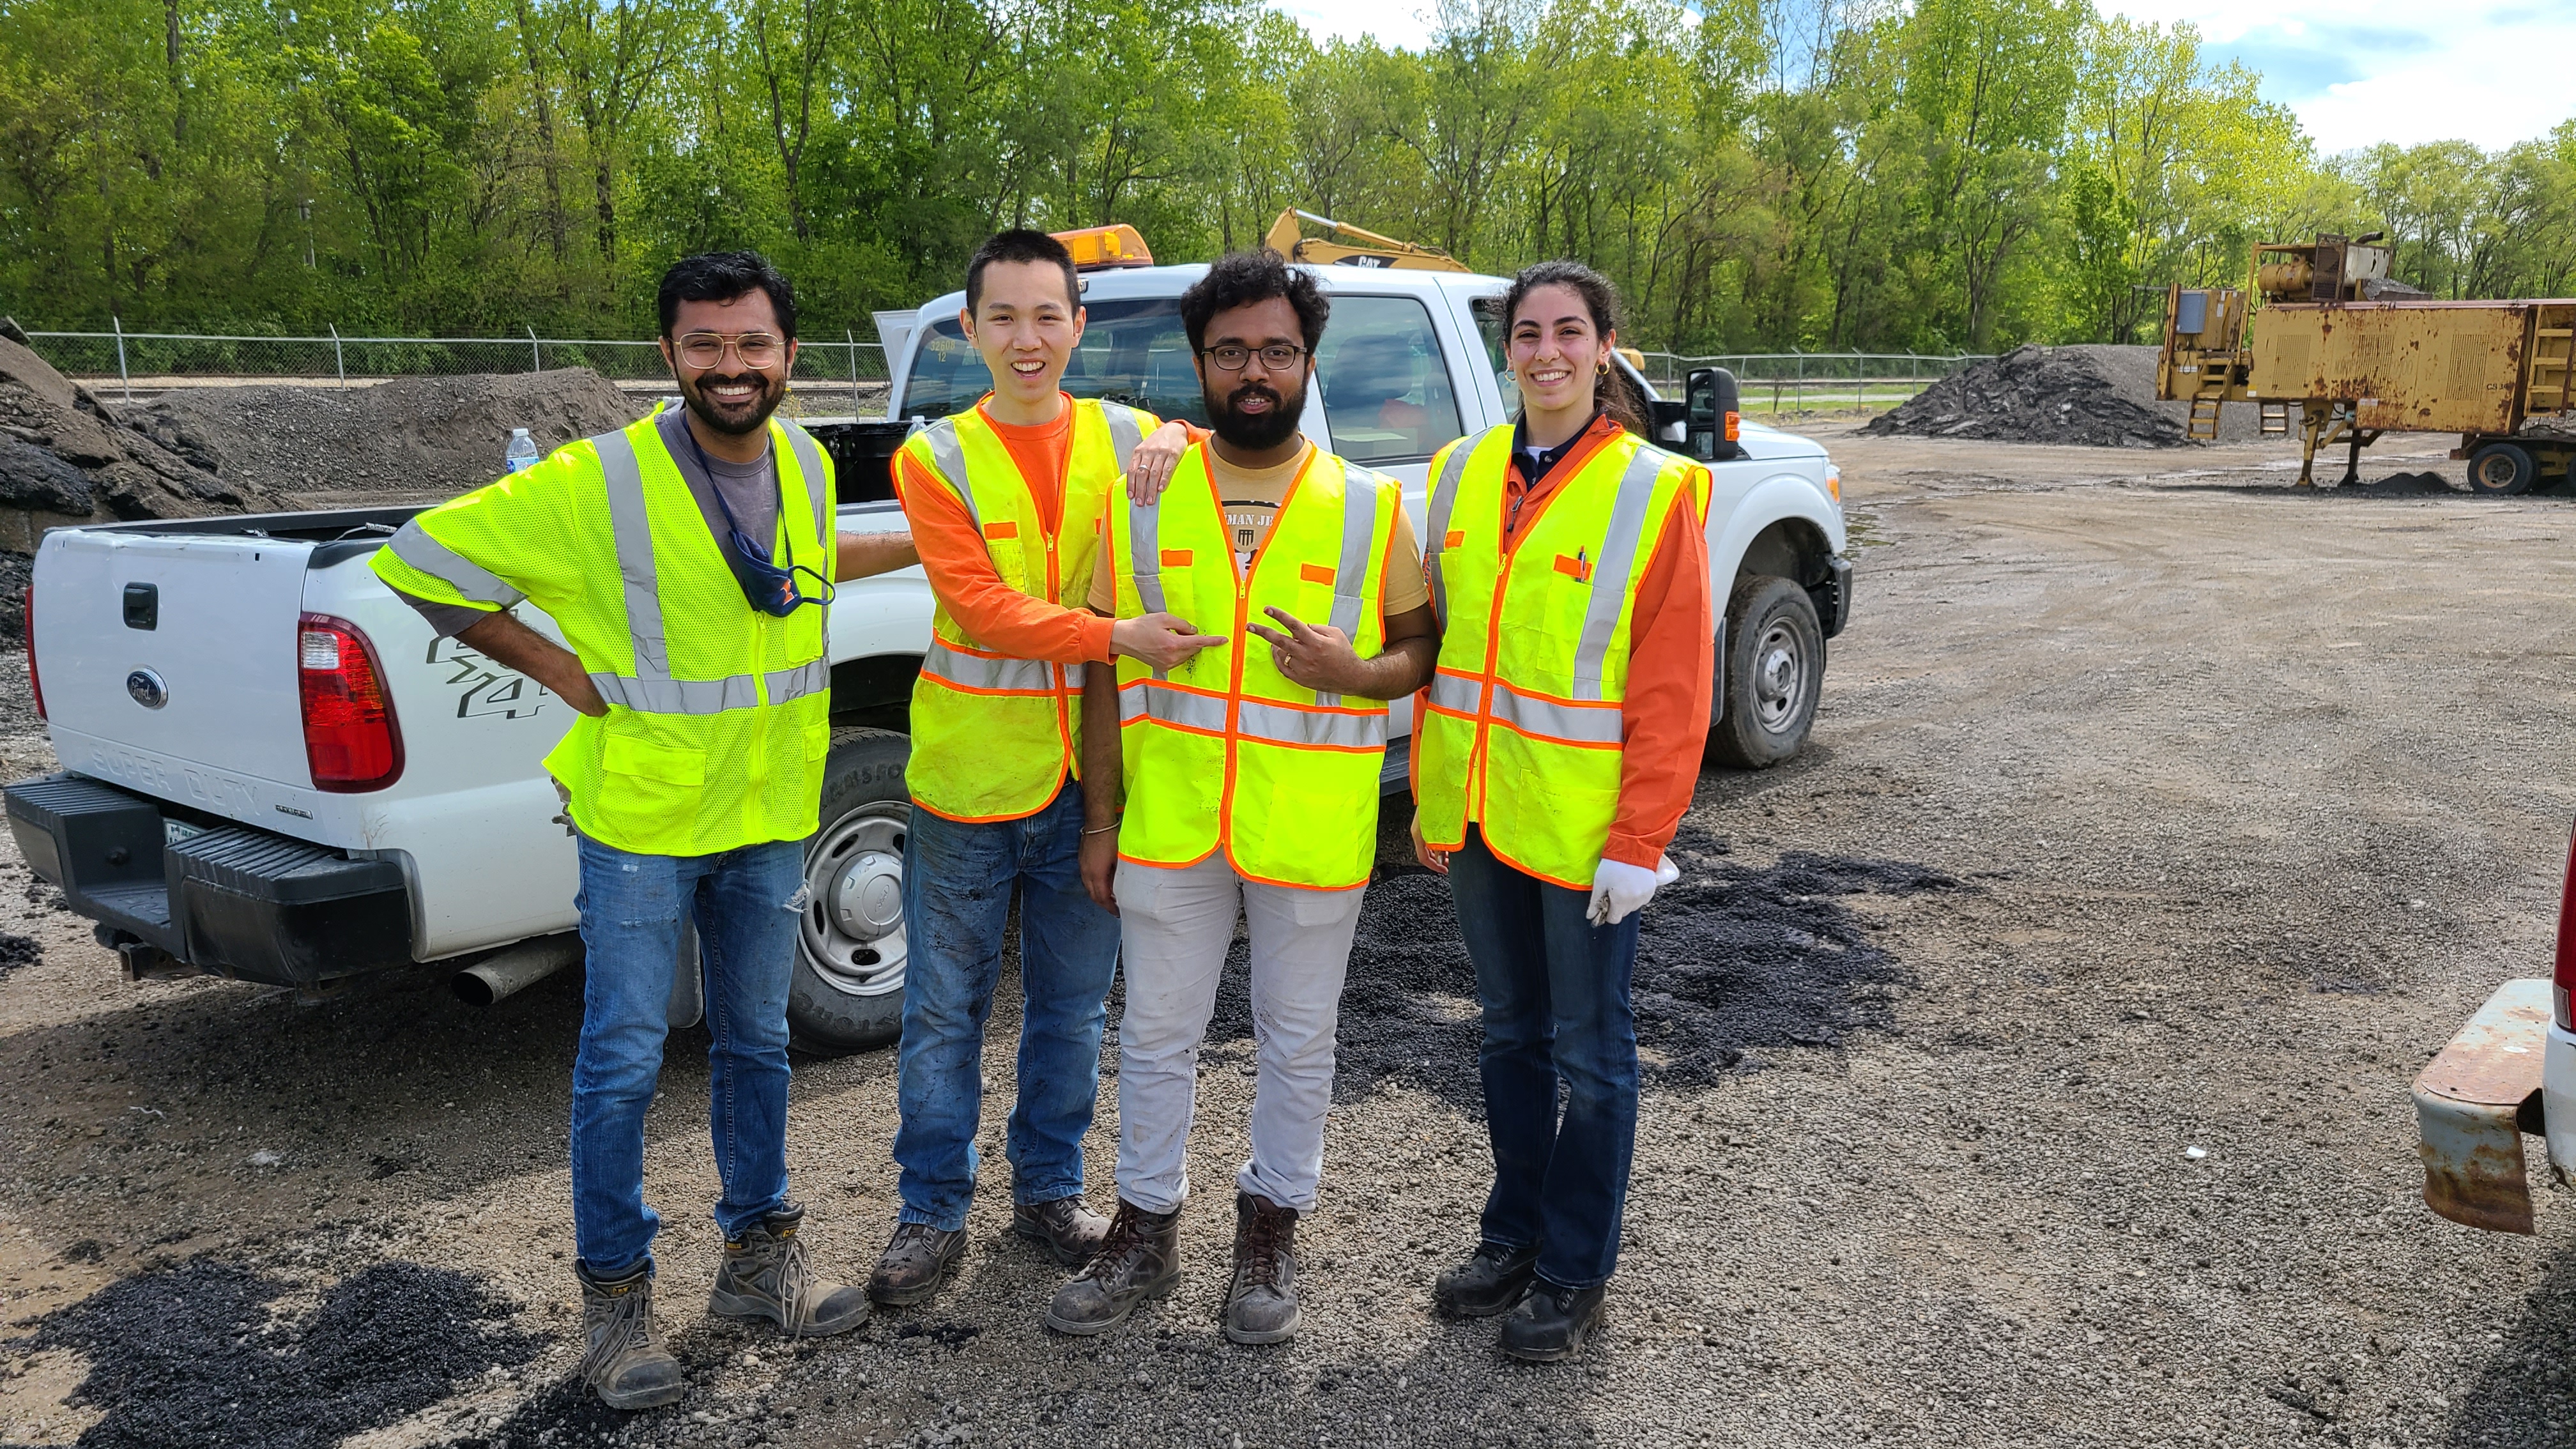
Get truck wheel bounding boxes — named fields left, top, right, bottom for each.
left=788, top=727, right=912, bottom=1055
left=1707, top=575, right=1824, bottom=770
left=2466, top=441, right=2538, bottom=496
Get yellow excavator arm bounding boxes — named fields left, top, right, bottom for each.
left=1264, top=209, right=1468, bottom=273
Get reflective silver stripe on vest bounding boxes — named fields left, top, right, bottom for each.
left=1425, top=433, right=1483, bottom=629
left=1125, top=499, right=1172, bottom=681
left=1100, top=402, right=1144, bottom=472
left=1425, top=671, right=1483, bottom=716
left=781, top=422, right=831, bottom=539
left=594, top=429, right=671, bottom=680
left=925, top=638, right=1056, bottom=693
left=1312, top=467, right=1384, bottom=710
left=1237, top=698, right=1388, bottom=751
left=1117, top=682, right=1229, bottom=733
left=588, top=672, right=760, bottom=714
left=765, top=657, right=831, bottom=705
left=387, top=518, right=526, bottom=608
left=1491, top=680, right=1623, bottom=745
left=920, top=420, right=976, bottom=526
left=1569, top=446, right=1671, bottom=699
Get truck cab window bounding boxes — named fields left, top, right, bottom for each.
left=1469, top=291, right=1519, bottom=417
left=898, top=298, right=1211, bottom=427
left=1315, top=296, right=1463, bottom=466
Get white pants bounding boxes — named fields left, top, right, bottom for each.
left=1110, top=855, right=1365, bottom=1214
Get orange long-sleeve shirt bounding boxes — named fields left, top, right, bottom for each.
left=893, top=395, right=1120, bottom=664
left=1499, top=413, right=1714, bottom=870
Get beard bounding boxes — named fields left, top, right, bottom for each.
left=678, top=367, right=786, bottom=438
left=1206, top=372, right=1306, bottom=452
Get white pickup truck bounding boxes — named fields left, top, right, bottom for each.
left=8, top=258, right=1850, bottom=1055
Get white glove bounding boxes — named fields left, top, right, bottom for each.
left=1588, top=854, right=1681, bottom=925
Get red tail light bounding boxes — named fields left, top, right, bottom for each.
left=298, top=613, right=402, bottom=791
left=23, top=585, right=42, bottom=721
left=2556, top=822, right=2576, bottom=1030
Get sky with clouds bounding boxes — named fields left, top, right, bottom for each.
left=1269, top=0, right=2576, bottom=155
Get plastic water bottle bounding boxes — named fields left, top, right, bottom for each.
left=504, top=428, right=540, bottom=473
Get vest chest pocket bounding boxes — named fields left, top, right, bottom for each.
left=986, top=526, right=1033, bottom=592
left=602, top=733, right=707, bottom=786
left=1289, top=561, right=1341, bottom=636
left=595, top=732, right=709, bottom=838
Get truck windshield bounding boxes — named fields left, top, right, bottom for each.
left=898, top=299, right=1211, bottom=426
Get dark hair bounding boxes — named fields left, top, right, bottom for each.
left=657, top=250, right=797, bottom=341
left=1179, top=249, right=1330, bottom=356
left=1503, top=260, right=1646, bottom=437
left=966, top=229, right=1080, bottom=315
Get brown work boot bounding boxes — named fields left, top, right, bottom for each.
left=1013, top=1195, right=1110, bottom=1267
left=1042, top=1199, right=1181, bottom=1335
left=1222, top=1190, right=1301, bottom=1346
left=708, top=1204, right=869, bottom=1337
left=578, top=1263, right=684, bottom=1410
left=867, top=1220, right=967, bottom=1307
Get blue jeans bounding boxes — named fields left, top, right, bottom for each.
left=570, top=834, right=804, bottom=1280
left=1449, top=825, right=1643, bottom=1291
left=895, top=780, right=1121, bottom=1230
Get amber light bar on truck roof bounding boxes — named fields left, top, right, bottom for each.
left=1050, top=224, right=1153, bottom=271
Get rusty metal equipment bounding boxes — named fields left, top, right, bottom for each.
left=1263, top=209, right=1469, bottom=273
left=2156, top=232, right=2576, bottom=493
left=2412, top=978, right=2554, bottom=1235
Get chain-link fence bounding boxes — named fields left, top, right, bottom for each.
left=20, top=328, right=891, bottom=418
left=1635, top=349, right=1989, bottom=415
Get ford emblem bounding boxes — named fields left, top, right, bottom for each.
left=126, top=669, right=168, bottom=709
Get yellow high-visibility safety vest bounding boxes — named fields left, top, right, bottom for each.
left=1412, top=424, right=1709, bottom=889
left=897, top=399, right=1149, bottom=822
left=1104, top=443, right=1402, bottom=890
left=370, top=412, right=836, bottom=857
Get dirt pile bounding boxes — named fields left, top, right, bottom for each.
left=0, top=319, right=280, bottom=549
left=132, top=368, right=640, bottom=501
left=1867, top=343, right=2265, bottom=447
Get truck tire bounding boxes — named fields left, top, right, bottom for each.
left=2466, top=441, right=2538, bottom=496
left=1706, top=575, right=1824, bottom=770
left=787, top=727, right=913, bottom=1055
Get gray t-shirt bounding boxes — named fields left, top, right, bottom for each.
left=393, top=407, right=788, bottom=638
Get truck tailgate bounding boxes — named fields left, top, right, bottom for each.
left=36, top=530, right=315, bottom=803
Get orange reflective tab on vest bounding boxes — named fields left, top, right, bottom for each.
left=1159, top=548, right=1193, bottom=567
left=983, top=521, right=1019, bottom=540
left=1300, top=562, right=1334, bottom=584
left=1553, top=553, right=1593, bottom=583
left=1444, top=530, right=1465, bottom=548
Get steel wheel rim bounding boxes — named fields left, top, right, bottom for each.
left=801, top=801, right=909, bottom=998
left=2475, top=454, right=2518, bottom=491
left=1752, top=618, right=1808, bottom=732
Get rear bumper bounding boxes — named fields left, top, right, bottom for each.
left=4, top=772, right=413, bottom=987
left=2412, top=979, right=2556, bottom=1234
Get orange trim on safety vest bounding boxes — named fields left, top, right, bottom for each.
left=1299, top=562, right=1334, bottom=583
left=983, top=520, right=1020, bottom=540
left=1160, top=548, right=1193, bottom=567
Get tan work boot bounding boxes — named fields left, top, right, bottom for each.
left=1222, top=1190, right=1301, bottom=1346
left=707, top=1204, right=870, bottom=1337
left=1043, top=1199, right=1181, bottom=1335
left=1013, top=1194, right=1110, bottom=1267
left=578, top=1264, right=684, bottom=1410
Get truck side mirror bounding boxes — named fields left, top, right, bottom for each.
left=1686, top=368, right=1743, bottom=462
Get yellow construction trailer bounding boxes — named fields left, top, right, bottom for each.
left=2157, top=233, right=2576, bottom=493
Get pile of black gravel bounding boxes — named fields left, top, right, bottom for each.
left=1866, top=344, right=2198, bottom=447
left=0, top=931, right=38, bottom=974
left=6, top=1261, right=539, bottom=1449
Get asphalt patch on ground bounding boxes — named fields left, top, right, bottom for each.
left=4, top=1260, right=539, bottom=1449
left=1195, top=816, right=1961, bottom=1108
left=0, top=931, right=38, bottom=975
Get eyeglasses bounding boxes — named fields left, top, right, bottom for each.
left=677, top=331, right=785, bottom=370
left=1199, top=344, right=1307, bottom=373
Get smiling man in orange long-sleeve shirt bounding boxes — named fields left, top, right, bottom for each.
left=868, top=231, right=1217, bottom=1308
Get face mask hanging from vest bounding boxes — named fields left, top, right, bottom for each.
left=684, top=424, right=836, bottom=618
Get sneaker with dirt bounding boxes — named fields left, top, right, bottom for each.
left=1499, top=1279, right=1609, bottom=1363
left=1013, top=1195, right=1110, bottom=1267
left=708, top=1204, right=869, bottom=1337
left=1043, top=1199, right=1181, bottom=1335
left=867, top=1220, right=967, bottom=1307
left=1433, top=1240, right=1540, bottom=1318
left=578, top=1264, right=684, bottom=1410
left=1222, top=1191, right=1300, bottom=1346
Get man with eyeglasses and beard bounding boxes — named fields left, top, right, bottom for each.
left=376, top=250, right=917, bottom=1411
left=1044, top=249, right=1438, bottom=1346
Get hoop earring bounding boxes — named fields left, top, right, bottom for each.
left=1595, top=359, right=1610, bottom=377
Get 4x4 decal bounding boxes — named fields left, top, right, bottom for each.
left=425, top=636, right=555, bottom=720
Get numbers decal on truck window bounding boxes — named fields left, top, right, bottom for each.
left=426, top=637, right=555, bottom=720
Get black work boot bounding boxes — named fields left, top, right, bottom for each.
left=1222, top=1191, right=1300, bottom=1346
left=1433, top=1240, right=1540, bottom=1319
left=709, top=1204, right=870, bottom=1337
left=867, top=1220, right=967, bottom=1307
left=578, top=1263, right=684, bottom=1410
left=1043, top=1199, right=1181, bottom=1335
left=1499, top=1279, right=1609, bottom=1363
left=1013, top=1195, right=1111, bottom=1268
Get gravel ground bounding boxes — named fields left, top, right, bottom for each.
left=3, top=425, right=2575, bottom=1447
